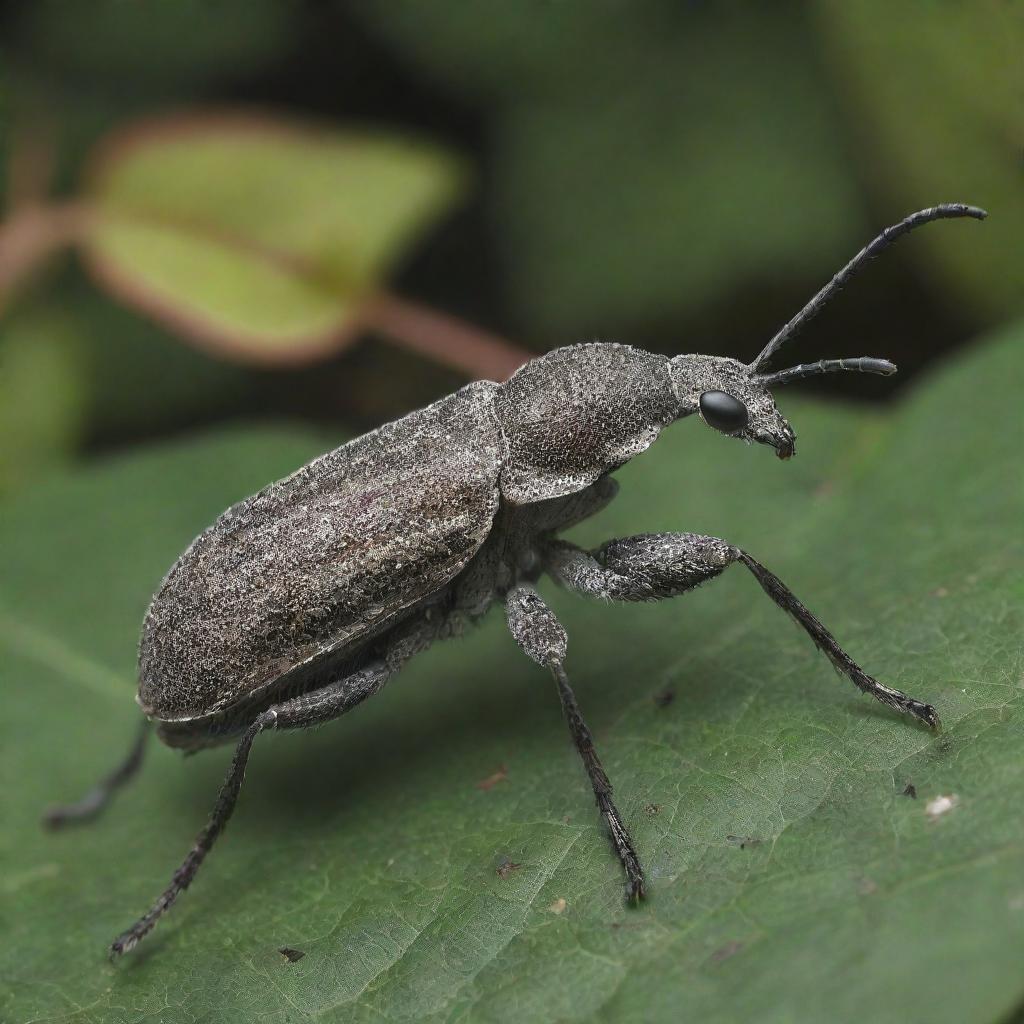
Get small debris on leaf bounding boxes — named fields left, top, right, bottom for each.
left=726, top=834, right=762, bottom=850
left=653, top=687, right=675, bottom=708
left=496, top=858, right=522, bottom=880
left=708, top=940, right=743, bottom=964
left=932, top=586, right=949, bottom=598
left=926, top=794, right=959, bottom=821
left=278, top=946, right=305, bottom=963
left=902, top=783, right=917, bottom=799
left=644, top=803, right=661, bottom=816
left=858, top=877, right=878, bottom=896
left=547, top=897, right=567, bottom=914
left=476, top=764, right=508, bottom=791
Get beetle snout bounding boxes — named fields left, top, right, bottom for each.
left=757, top=431, right=795, bottom=460
left=773, top=422, right=796, bottom=460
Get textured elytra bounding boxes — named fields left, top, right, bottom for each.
left=8, top=324, right=1023, bottom=1019
left=138, top=380, right=503, bottom=725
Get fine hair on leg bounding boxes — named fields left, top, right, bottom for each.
left=109, top=712, right=270, bottom=958
left=109, top=651, right=408, bottom=958
left=504, top=585, right=645, bottom=901
left=737, top=552, right=940, bottom=729
left=551, top=662, right=646, bottom=901
left=544, top=533, right=938, bottom=728
left=44, top=717, right=152, bottom=829
left=108, top=607, right=454, bottom=959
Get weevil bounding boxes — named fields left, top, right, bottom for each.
left=46, top=204, right=985, bottom=957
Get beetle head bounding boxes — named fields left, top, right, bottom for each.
left=670, top=354, right=798, bottom=459
left=669, top=352, right=898, bottom=460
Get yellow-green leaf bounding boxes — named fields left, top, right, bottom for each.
left=83, top=113, right=467, bottom=363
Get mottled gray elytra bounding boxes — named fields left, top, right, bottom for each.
left=44, top=204, right=985, bottom=958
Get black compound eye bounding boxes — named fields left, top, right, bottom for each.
left=699, top=391, right=749, bottom=434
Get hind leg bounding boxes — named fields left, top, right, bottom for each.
left=44, top=718, right=151, bottom=828
left=110, top=611, right=445, bottom=957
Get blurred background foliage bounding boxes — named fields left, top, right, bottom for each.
left=0, top=0, right=1020, bottom=496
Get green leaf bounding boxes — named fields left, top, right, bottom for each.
left=0, top=308, right=87, bottom=493
left=82, top=112, right=467, bottom=363
left=2, top=328, right=1023, bottom=1023
left=817, top=1, right=1024, bottom=319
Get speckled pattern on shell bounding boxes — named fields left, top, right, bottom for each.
left=138, top=381, right=504, bottom=722
left=497, top=343, right=678, bottom=504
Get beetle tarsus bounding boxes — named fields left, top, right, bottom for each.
left=908, top=699, right=942, bottom=732
left=43, top=718, right=150, bottom=829
left=626, top=876, right=647, bottom=904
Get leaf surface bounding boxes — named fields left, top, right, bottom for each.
left=1, top=329, right=1023, bottom=1023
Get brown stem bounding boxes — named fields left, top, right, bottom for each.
left=362, top=291, right=530, bottom=382
left=0, top=202, right=87, bottom=316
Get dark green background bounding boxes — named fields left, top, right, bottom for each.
left=1, top=4, right=1022, bottom=1022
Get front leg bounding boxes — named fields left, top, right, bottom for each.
left=543, top=533, right=939, bottom=729
left=505, top=585, right=646, bottom=902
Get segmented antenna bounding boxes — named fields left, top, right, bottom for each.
left=750, top=203, right=987, bottom=372
left=759, top=357, right=897, bottom=387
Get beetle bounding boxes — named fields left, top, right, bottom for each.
left=46, top=203, right=985, bottom=957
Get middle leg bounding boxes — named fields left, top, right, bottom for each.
left=505, top=585, right=646, bottom=901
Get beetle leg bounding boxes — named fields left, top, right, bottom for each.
left=543, top=533, right=940, bottom=730
left=505, top=584, right=646, bottom=903
left=109, top=608, right=454, bottom=958
left=43, top=717, right=151, bottom=828
left=108, top=659, right=395, bottom=959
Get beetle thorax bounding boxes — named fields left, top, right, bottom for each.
left=496, top=342, right=678, bottom=504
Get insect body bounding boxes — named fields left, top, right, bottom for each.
left=46, top=204, right=985, bottom=957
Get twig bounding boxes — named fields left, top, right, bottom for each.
left=0, top=202, right=86, bottom=316
left=363, top=292, right=529, bottom=382
left=0, top=202, right=531, bottom=382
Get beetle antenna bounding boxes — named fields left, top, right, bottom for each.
left=749, top=203, right=987, bottom=372
left=759, top=356, right=897, bottom=387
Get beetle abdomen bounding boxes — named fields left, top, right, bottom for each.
left=138, top=381, right=504, bottom=725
